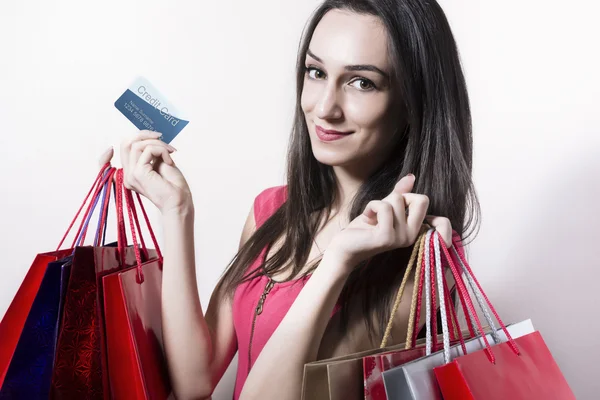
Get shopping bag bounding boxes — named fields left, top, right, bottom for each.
left=366, top=228, right=494, bottom=400
left=382, top=319, right=534, bottom=399
left=103, top=170, right=171, bottom=399
left=363, top=234, right=466, bottom=400
left=0, top=165, right=110, bottom=388
left=382, top=229, right=567, bottom=399
left=302, top=228, right=461, bottom=400
left=0, top=252, right=72, bottom=389
left=301, top=229, right=429, bottom=400
left=50, top=166, right=156, bottom=399
left=0, top=258, right=72, bottom=398
left=432, top=237, right=575, bottom=400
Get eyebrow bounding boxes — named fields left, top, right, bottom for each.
left=306, top=48, right=390, bottom=80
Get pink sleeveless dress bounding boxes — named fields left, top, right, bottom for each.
left=230, top=185, right=466, bottom=399
left=231, top=185, right=339, bottom=399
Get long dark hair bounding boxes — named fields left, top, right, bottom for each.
left=215, top=0, right=480, bottom=344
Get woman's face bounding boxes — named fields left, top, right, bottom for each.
left=301, top=9, right=399, bottom=171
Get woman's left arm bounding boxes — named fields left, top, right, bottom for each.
left=238, top=249, right=352, bottom=400
left=240, top=173, right=453, bottom=400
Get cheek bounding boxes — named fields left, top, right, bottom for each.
left=345, top=96, right=391, bottom=128
left=300, top=81, right=318, bottom=114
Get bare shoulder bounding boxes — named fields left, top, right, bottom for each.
left=239, top=202, right=257, bottom=248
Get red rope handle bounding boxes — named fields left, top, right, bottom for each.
left=125, top=189, right=149, bottom=260
left=442, top=271, right=456, bottom=342
left=135, top=192, right=163, bottom=262
left=94, top=168, right=116, bottom=247
left=450, top=240, right=520, bottom=356
left=116, top=169, right=127, bottom=267
left=411, top=249, right=427, bottom=347
left=72, top=166, right=116, bottom=248
left=56, top=163, right=109, bottom=250
left=443, top=269, right=467, bottom=355
left=453, top=264, right=477, bottom=338
left=123, top=181, right=145, bottom=283
left=437, top=232, right=496, bottom=363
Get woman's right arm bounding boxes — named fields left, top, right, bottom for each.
left=161, top=202, right=254, bottom=399
left=100, top=132, right=252, bottom=399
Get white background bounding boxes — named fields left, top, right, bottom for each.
left=1, top=0, right=598, bottom=398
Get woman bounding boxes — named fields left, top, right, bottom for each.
left=100, top=0, right=479, bottom=398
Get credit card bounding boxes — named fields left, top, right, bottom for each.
left=114, top=76, right=189, bottom=144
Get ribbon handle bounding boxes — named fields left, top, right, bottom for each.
left=56, top=163, right=112, bottom=250
left=436, top=232, right=520, bottom=364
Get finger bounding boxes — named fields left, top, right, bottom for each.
left=129, top=139, right=175, bottom=184
left=381, top=191, right=406, bottom=232
left=393, top=173, right=416, bottom=194
left=99, top=146, right=114, bottom=168
left=425, top=215, right=452, bottom=248
left=382, top=174, right=415, bottom=203
left=381, top=173, right=415, bottom=228
left=137, top=145, right=174, bottom=169
left=402, top=193, right=430, bottom=240
left=130, top=139, right=175, bottom=164
left=121, top=130, right=163, bottom=172
left=363, top=201, right=395, bottom=246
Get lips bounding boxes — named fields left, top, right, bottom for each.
left=314, top=125, right=354, bottom=142
left=315, top=125, right=353, bottom=135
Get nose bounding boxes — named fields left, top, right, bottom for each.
left=315, top=82, right=343, bottom=120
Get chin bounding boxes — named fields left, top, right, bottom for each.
left=311, top=146, right=354, bottom=167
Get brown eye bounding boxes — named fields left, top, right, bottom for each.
left=306, top=67, right=325, bottom=80
left=351, top=78, right=376, bottom=91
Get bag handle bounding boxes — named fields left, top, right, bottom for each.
left=424, top=229, right=434, bottom=354
left=405, top=231, right=427, bottom=349
left=436, top=232, right=520, bottom=364
left=451, top=247, right=502, bottom=344
left=445, top=237, right=519, bottom=357
left=118, top=168, right=163, bottom=282
left=409, top=232, right=428, bottom=348
left=442, top=264, right=466, bottom=355
left=56, top=163, right=112, bottom=250
left=424, top=229, right=503, bottom=361
left=429, top=229, right=444, bottom=353
left=71, top=166, right=116, bottom=250
left=94, top=167, right=117, bottom=247
left=379, top=227, right=428, bottom=348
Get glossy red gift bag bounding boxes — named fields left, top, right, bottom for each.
left=50, top=167, right=156, bottom=399
left=0, top=165, right=113, bottom=389
left=0, top=251, right=71, bottom=388
left=432, top=233, right=575, bottom=400
left=103, top=170, right=171, bottom=399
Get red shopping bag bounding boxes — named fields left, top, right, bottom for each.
left=50, top=167, right=156, bottom=399
left=0, top=164, right=111, bottom=388
left=432, top=232, right=575, bottom=400
left=103, top=170, right=171, bottom=399
left=0, top=251, right=71, bottom=387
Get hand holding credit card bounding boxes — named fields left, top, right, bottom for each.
left=114, top=76, right=189, bottom=144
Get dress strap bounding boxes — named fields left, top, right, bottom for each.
left=253, top=185, right=288, bottom=228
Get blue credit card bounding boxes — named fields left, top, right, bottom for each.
left=114, top=76, right=189, bottom=144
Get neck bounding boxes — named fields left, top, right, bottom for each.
left=331, top=165, right=370, bottom=227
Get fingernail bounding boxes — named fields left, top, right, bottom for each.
left=168, top=145, right=177, bottom=152
left=405, top=173, right=415, bottom=178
